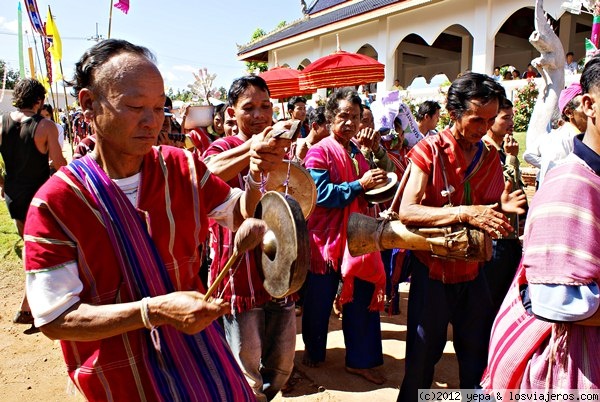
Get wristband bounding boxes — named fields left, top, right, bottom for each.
left=140, top=297, right=161, bottom=351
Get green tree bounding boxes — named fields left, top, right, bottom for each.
left=244, top=22, right=287, bottom=74
left=513, top=80, right=539, bottom=132
left=217, top=86, right=227, bottom=101
left=0, top=60, right=20, bottom=90
left=245, top=28, right=269, bottom=74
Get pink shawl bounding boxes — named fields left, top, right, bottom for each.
left=482, top=156, right=600, bottom=391
left=305, top=136, right=385, bottom=310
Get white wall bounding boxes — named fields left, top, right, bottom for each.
left=0, top=89, right=77, bottom=114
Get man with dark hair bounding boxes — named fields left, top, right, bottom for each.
left=416, top=100, right=442, bottom=137
left=203, top=75, right=296, bottom=402
left=23, top=39, right=285, bottom=401
left=294, top=105, right=328, bottom=162
left=483, top=54, right=600, bottom=393
left=1, top=78, right=67, bottom=327
left=565, top=51, right=579, bottom=75
left=287, top=96, right=309, bottom=138
left=482, top=96, right=525, bottom=322
left=397, top=72, right=526, bottom=401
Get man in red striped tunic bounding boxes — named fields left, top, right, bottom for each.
left=23, top=39, right=288, bottom=401
left=397, top=72, right=527, bottom=401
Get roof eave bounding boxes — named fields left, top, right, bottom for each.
left=237, top=0, right=438, bottom=62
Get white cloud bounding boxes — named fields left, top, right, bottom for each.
left=0, top=17, right=19, bottom=33
left=172, top=64, right=197, bottom=73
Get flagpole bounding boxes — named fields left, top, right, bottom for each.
left=27, top=47, right=35, bottom=78
left=36, top=29, right=56, bottom=112
left=58, top=60, right=74, bottom=150
left=108, top=0, right=114, bottom=39
left=27, top=30, right=44, bottom=83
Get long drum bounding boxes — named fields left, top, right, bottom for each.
left=347, top=213, right=492, bottom=262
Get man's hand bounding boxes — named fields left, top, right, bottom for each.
left=355, top=127, right=380, bottom=152
left=248, top=127, right=291, bottom=176
left=503, top=134, right=519, bottom=157
left=460, top=203, right=513, bottom=239
left=150, top=291, right=231, bottom=335
left=500, top=180, right=527, bottom=215
left=359, top=168, right=388, bottom=190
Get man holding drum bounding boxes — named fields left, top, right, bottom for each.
left=203, top=76, right=296, bottom=402
left=397, top=72, right=527, bottom=401
left=22, top=39, right=287, bottom=401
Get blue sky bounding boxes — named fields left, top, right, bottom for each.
left=0, top=1, right=302, bottom=92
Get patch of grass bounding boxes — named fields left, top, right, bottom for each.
left=0, top=200, right=23, bottom=266
left=513, top=131, right=529, bottom=167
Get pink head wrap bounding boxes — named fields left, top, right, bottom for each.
left=558, top=83, right=582, bottom=113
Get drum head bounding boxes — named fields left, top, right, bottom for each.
left=254, top=191, right=309, bottom=298
left=264, top=161, right=317, bottom=218
left=364, top=172, right=399, bottom=204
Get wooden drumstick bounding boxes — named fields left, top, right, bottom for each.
left=389, top=161, right=411, bottom=213
left=204, top=218, right=268, bottom=301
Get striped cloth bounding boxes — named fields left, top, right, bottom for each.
left=407, top=129, right=505, bottom=283
left=25, top=148, right=254, bottom=401
left=203, top=135, right=273, bottom=312
left=304, top=136, right=385, bottom=310
left=482, top=155, right=600, bottom=391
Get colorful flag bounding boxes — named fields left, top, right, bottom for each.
left=18, top=2, right=25, bottom=78
left=36, top=72, right=50, bottom=91
left=45, top=6, right=62, bottom=61
left=114, top=0, right=130, bottom=14
left=42, top=23, right=52, bottom=85
left=23, top=0, right=44, bottom=36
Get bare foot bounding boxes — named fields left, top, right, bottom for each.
left=345, top=367, right=386, bottom=385
left=302, top=353, right=322, bottom=368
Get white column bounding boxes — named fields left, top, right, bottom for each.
left=461, top=35, right=473, bottom=73
left=559, top=13, right=575, bottom=54
left=375, top=17, right=393, bottom=95
left=471, top=0, right=494, bottom=74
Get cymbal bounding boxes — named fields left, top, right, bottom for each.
left=364, top=172, right=399, bottom=204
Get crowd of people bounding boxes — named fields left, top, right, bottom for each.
left=1, top=37, right=598, bottom=401
left=491, top=51, right=582, bottom=82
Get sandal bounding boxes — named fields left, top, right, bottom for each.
left=13, top=310, right=34, bottom=325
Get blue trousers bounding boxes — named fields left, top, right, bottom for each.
left=481, top=239, right=522, bottom=313
left=398, top=256, right=496, bottom=402
left=302, top=269, right=383, bottom=368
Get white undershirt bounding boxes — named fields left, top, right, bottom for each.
left=27, top=173, right=242, bottom=327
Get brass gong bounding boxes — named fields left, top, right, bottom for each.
left=254, top=191, right=309, bottom=298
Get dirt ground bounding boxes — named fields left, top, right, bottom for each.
left=0, top=258, right=460, bottom=402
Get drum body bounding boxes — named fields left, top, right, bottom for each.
left=347, top=212, right=492, bottom=262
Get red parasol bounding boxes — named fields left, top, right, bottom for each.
left=299, top=48, right=384, bottom=90
left=259, top=66, right=313, bottom=99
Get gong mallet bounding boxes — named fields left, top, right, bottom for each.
left=204, top=218, right=269, bottom=301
